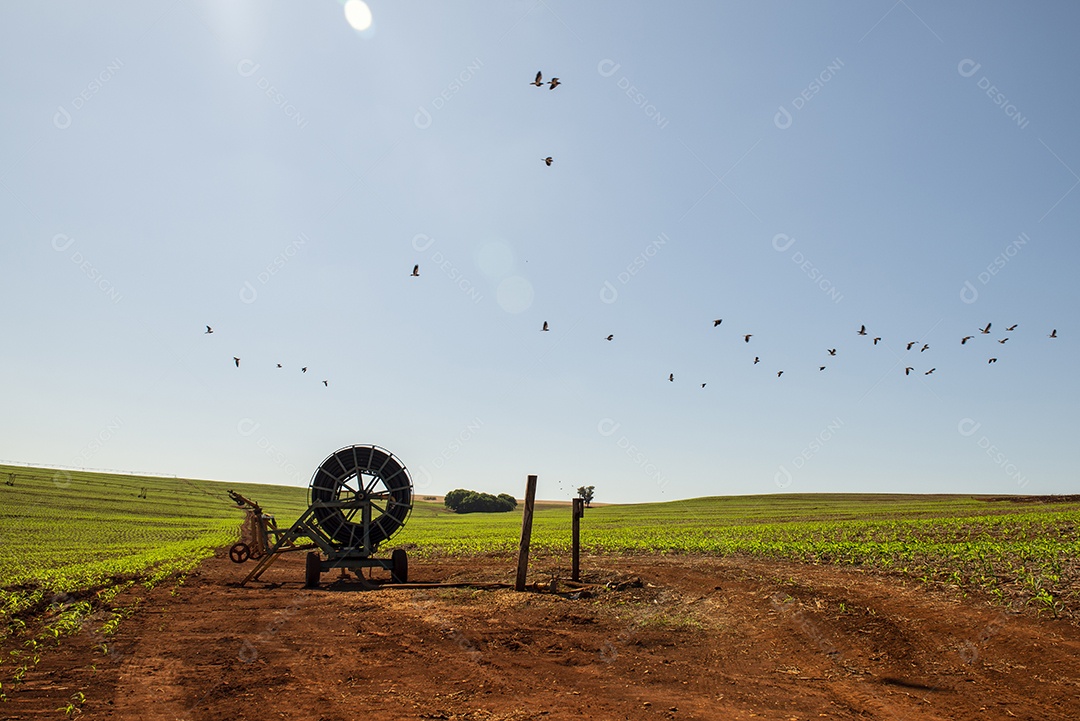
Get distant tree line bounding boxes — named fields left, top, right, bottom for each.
left=444, top=489, right=518, bottom=513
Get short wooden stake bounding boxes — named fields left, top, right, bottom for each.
left=571, top=497, right=584, bottom=582
left=515, top=474, right=538, bottom=592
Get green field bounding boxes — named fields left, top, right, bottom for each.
left=1, top=463, right=1078, bottom=692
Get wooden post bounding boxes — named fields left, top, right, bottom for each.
left=515, top=475, right=538, bottom=592
left=571, top=497, right=584, bottom=582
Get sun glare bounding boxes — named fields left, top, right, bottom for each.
left=344, top=0, right=373, bottom=32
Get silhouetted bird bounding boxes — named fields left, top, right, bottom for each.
left=543, top=157, right=553, bottom=166
left=548, top=77, right=560, bottom=90
left=323, top=380, right=328, bottom=387
left=606, top=335, right=613, bottom=341
left=669, top=373, right=674, bottom=382
left=988, top=358, right=998, bottom=363
left=961, top=336, right=974, bottom=345
left=1006, top=324, right=1018, bottom=331
left=753, top=357, right=760, bottom=364
left=1049, top=329, right=1058, bottom=338
left=980, top=323, right=992, bottom=334
left=905, top=367, right=914, bottom=376
left=873, top=337, right=882, bottom=345
left=411, top=264, right=419, bottom=277
left=530, top=71, right=544, bottom=87
left=827, top=349, right=836, bottom=356
left=301, top=367, right=308, bottom=373
left=925, top=368, right=935, bottom=375
left=233, top=357, right=240, bottom=368
left=906, top=341, right=916, bottom=351
left=857, top=325, right=868, bottom=336
left=998, top=338, right=1008, bottom=344
left=744, top=334, right=752, bottom=343
left=701, top=383, right=706, bottom=388
left=920, top=344, right=929, bottom=352
left=276, top=363, right=282, bottom=368
left=542, top=321, right=549, bottom=331
left=819, top=366, right=826, bottom=371
left=777, top=371, right=784, bottom=378
left=713, top=319, right=722, bottom=327
left=205, top=326, right=213, bottom=334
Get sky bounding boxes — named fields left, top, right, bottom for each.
left=1, top=2, right=1077, bottom=505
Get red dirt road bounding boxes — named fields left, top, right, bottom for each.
left=5, top=551, right=1079, bottom=720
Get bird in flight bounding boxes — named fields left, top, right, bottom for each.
left=857, top=325, right=868, bottom=336
left=1006, top=324, right=1018, bottom=331
left=301, top=367, right=308, bottom=373
left=744, top=334, right=752, bottom=343
left=777, top=371, right=784, bottom=378
left=542, top=157, right=553, bottom=166
left=998, top=338, right=1008, bottom=344
left=905, top=367, right=914, bottom=376
left=753, top=357, right=760, bottom=364
left=920, top=344, right=930, bottom=352
left=669, top=373, right=674, bottom=382
left=980, top=323, right=992, bottom=334
left=323, top=380, right=328, bottom=387
left=276, top=363, right=282, bottom=368
left=411, top=264, right=419, bottom=277
left=961, top=336, right=974, bottom=345
left=233, top=357, right=240, bottom=368
left=988, top=358, right=998, bottom=364
left=548, top=77, right=560, bottom=90
left=827, top=349, right=837, bottom=356
left=1049, top=329, right=1058, bottom=338
left=925, top=368, right=936, bottom=375
left=713, top=319, right=722, bottom=327
left=873, top=337, right=882, bottom=345
left=701, top=383, right=706, bottom=388
left=606, top=334, right=613, bottom=341
left=906, top=341, right=917, bottom=351
left=205, top=325, right=213, bottom=334
left=819, top=366, right=826, bottom=371
left=530, top=71, right=544, bottom=87
left=542, top=321, right=550, bottom=331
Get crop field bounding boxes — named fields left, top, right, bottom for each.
left=397, top=493, right=1080, bottom=616
left=2, top=464, right=1079, bottom=715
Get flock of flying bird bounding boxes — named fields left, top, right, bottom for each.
left=653, top=320, right=1060, bottom=387
left=220, top=70, right=1062, bottom=395
left=205, top=325, right=330, bottom=387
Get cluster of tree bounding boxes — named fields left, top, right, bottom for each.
left=444, top=489, right=518, bottom=514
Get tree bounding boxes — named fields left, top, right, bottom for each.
left=444, top=488, right=516, bottom=514
left=576, top=485, right=595, bottom=508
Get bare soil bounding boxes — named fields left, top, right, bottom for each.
left=4, top=550, right=1079, bottom=720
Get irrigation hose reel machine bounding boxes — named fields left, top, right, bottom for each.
left=239, top=444, right=414, bottom=587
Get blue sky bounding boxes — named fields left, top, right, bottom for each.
left=1, top=2, right=1077, bottom=504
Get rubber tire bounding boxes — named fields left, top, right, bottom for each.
left=229, top=543, right=250, bottom=564
left=305, top=551, right=322, bottom=588
left=391, top=548, right=408, bottom=583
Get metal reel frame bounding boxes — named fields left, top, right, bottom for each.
left=240, top=444, right=413, bottom=587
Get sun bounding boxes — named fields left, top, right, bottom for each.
left=343, top=0, right=373, bottom=32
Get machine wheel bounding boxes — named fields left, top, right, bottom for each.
left=229, top=543, right=250, bottom=564
left=305, top=551, right=322, bottom=588
left=391, top=548, right=408, bottom=583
